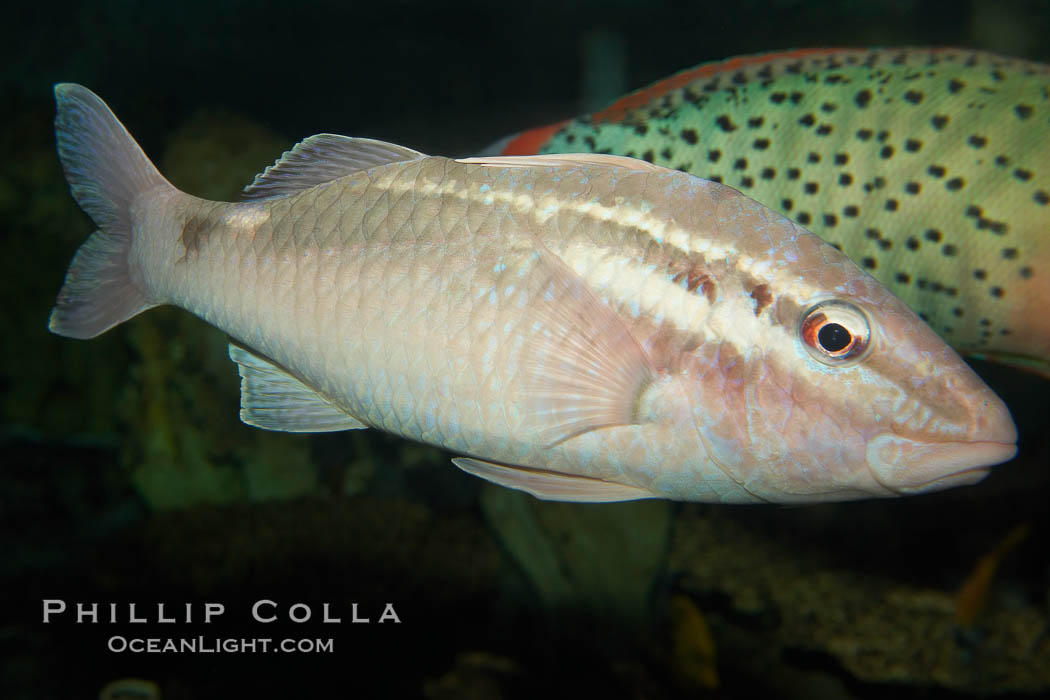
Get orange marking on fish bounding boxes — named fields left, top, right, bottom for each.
left=590, top=48, right=845, bottom=123
left=501, top=121, right=572, bottom=155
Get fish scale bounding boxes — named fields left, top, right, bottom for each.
left=49, top=84, right=1017, bottom=504
left=507, top=48, right=1050, bottom=375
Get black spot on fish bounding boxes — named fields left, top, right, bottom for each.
left=978, top=217, right=1008, bottom=235
left=1036, top=190, right=1050, bottom=205
left=761, top=167, right=776, bottom=179
left=953, top=307, right=964, bottom=317
left=942, top=244, right=957, bottom=256
left=906, top=237, right=920, bottom=250
left=928, top=165, right=946, bottom=178
left=782, top=198, right=793, bottom=211
left=895, top=272, right=911, bottom=283
left=834, top=153, right=848, bottom=165
left=642, top=150, right=654, bottom=163
left=740, top=176, right=755, bottom=188
left=584, top=136, right=596, bottom=149
left=710, top=175, right=723, bottom=183
left=805, top=182, right=819, bottom=194
left=770, top=92, right=787, bottom=104
left=634, top=124, right=649, bottom=136
left=874, top=176, right=887, bottom=189
left=1015, top=104, right=1034, bottom=119
left=968, top=134, right=987, bottom=148
left=878, top=238, right=892, bottom=250
left=839, top=173, right=853, bottom=186
left=716, top=115, right=738, bottom=132
left=661, top=147, right=673, bottom=161
left=856, top=128, right=874, bottom=141
left=904, top=138, right=922, bottom=152
left=799, top=113, right=816, bottom=127
left=1013, top=168, right=1033, bottom=182
left=948, top=78, right=965, bottom=93
left=843, top=205, right=859, bottom=217
left=707, top=149, right=721, bottom=163
left=821, top=101, right=837, bottom=113
left=1021, top=266, right=1034, bottom=278
left=995, top=155, right=1010, bottom=167
left=855, top=89, right=873, bottom=108
left=734, top=158, right=747, bottom=170
left=807, top=152, right=821, bottom=163
left=862, top=256, right=876, bottom=269
left=798, top=212, right=812, bottom=225
left=991, top=286, right=1005, bottom=298
left=925, top=229, right=942, bottom=242
left=880, top=145, right=894, bottom=159
left=904, top=90, right=924, bottom=104
left=931, top=115, right=949, bottom=130
left=815, top=124, right=833, bottom=136
left=748, top=116, right=765, bottom=128
left=787, top=168, right=801, bottom=180
left=885, top=199, right=899, bottom=211
left=876, top=130, right=890, bottom=142
left=790, top=91, right=803, bottom=105
left=1002, top=247, right=1018, bottom=259
left=680, top=128, right=698, bottom=144
left=824, top=213, right=837, bottom=226
left=865, top=228, right=880, bottom=239
left=992, top=70, right=1005, bottom=82
left=753, top=138, right=770, bottom=150
left=905, top=182, right=921, bottom=195
left=945, top=177, right=965, bottom=191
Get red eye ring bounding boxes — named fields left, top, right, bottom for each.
left=800, top=300, right=872, bottom=365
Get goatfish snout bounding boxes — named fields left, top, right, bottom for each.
left=48, top=84, right=1015, bottom=504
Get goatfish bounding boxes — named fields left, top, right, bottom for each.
left=490, top=48, right=1050, bottom=376
left=48, top=84, right=1016, bottom=504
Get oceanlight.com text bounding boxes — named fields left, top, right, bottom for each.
left=107, top=636, right=334, bottom=654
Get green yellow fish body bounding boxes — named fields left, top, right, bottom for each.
left=495, top=48, right=1050, bottom=375
left=49, top=85, right=1015, bottom=504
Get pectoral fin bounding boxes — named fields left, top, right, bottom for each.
left=517, top=239, right=657, bottom=446
left=452, top=457, right=654, bottom=502
left=229, top=343, right=367, bottom=432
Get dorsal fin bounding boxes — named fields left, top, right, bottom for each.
left=456, top=153, right=668, bottom=173
left=242, top=134, right=426, bottom=200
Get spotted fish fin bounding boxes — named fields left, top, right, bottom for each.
left=228, top=343, right=368, bottom=432
left=457, top=153, right=668, bottom=173
left=242, top=135, right=426, bottom=199
left=452, top=457, right=654, bottom=502
left=515, top=239, right=657, bottom=446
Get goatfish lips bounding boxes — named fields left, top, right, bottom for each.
left=866, top=431, right=1017, bottom=495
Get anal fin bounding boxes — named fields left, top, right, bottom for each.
left=452, top=457, right=654, bottom=503
left=229, top=343, right=367, bottom=432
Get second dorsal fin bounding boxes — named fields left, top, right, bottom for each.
left=242, top=134, right=426, bottom=199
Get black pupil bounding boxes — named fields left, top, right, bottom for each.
left=818, top=323, right=852, bottom=352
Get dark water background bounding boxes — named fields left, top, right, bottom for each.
left=2, top=1, right=1048, bottom=698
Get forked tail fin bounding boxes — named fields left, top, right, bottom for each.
left=49, top=83, right=172, bottom=338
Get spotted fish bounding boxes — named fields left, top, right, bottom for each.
left=491, top=48, right=1050, bottom=376
left=49, top=84, right=1016, bottom=504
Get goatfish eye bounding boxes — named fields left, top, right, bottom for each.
left=800, top=300, right=872, bottom=365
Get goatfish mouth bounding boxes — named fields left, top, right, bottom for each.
left=866, top=434, right=1017, bottom=494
